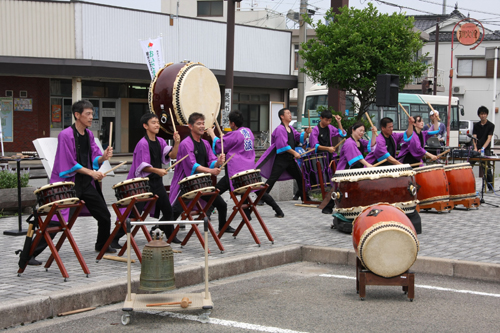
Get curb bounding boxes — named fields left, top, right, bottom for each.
left=2, top=245, right=499, bottom=329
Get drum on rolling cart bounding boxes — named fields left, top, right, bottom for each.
left=444, top=163, right=477, bottom=201
left=113, top=178, right=153, bottom=206
left=301, top=153, right=332, bottom=191
left=331, top=164, right=418, bottom=219
left=353, top=204, right=419, bottom=278
left=230, top=169, right=265, bottom=195
left=179, top=173, right=215, bottom=199
left=414, top=164, right=450, bottom=205
left=34, top=182, right=80, bottom=213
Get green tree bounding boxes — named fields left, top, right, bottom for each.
left=299, top=3, right=428, bottom=120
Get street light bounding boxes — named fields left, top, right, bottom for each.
left=485, top=46, right=499, bottom=148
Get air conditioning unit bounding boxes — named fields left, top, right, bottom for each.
left=453, top=86, right=465, bottom=95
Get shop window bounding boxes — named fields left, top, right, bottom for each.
left=232, top=93, right=270, bottom=132
left=197, top=1, right=223, bottom=17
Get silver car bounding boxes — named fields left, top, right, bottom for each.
left=459, top=120, right=475, bottom=145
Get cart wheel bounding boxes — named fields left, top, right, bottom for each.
left=360, top=297, right=365, bottom=301
left=96, top=260, right=100, bottom=263
left=233, top=236, right=236, bottom=239
left=17, top=273, right=21, bottom=277
left=121, top=313, right=131, bottom=326
left=86, top=274, right=89, bottom=278
left=257, top=244, right=261, bottom=247
left=272, top=241, right=274, bottom=245
left=409, top=298, right=414, bottom=302
left=64, top=278, right=67, bottom=282
left=45, top=268, right=48, bottom=272
left=220, top=251, right=224, bottom=254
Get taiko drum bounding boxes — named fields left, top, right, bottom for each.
left=444, top=163, right=476, bottom=201
left=414, top=164, right=450, bottom=205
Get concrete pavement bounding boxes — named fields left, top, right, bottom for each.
left=1, top=171, right=500, bottom=329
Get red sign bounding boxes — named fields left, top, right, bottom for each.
left=456, top=23, right=480, bottom=46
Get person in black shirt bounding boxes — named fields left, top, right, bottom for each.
left=472, top=106, right=495, bottom=186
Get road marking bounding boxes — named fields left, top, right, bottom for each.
left=319, top=274, right=500, bottom=298
left=153, top=311, right=309, bottom=333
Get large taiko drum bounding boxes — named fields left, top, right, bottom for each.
left=34, top=182, right=80, bottom=213
left=230, top=169, right=265, bottom=195
left=301, top=153, right=332, bottom=191
left=148, top=61, right=221, bottom=138
left=112, top=178, right=153, bottom=206
left=179, top=173, right=215, bottom=199
left=331, top=164, right=418, bottom=219
left=353, top=204, right=419, bottom=278
left=414, top=164, right=449, bottom=205
left=444, top=163, right=476, bottom=201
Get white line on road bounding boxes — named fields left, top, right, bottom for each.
left=319, top=274, right=500, bottom=298
left=153, top=311, right=309, bottom=333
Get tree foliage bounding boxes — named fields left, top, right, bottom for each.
left=299, top=3, right=428, bottom=119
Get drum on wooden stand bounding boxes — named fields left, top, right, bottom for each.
left=148, top=61, right=221, bottom=140
left=179, top=173, right=215, bottom=199
left=113, top=178, right=153, bottom=206
left=230, top=169, right=265, bottom=195
left=414, top=164, right=450, bottom=205
left=353, top=204, right=419, bottom=278
left=301, top=153, right=332, bottom=191
left=444, top=163, right=476, bottom=201
left=34, top=182, right=80, bottom=213
left=331, top=164, right=418, bottom=219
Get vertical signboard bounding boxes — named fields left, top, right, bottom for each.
left=223, top=88, right=231, bottom=130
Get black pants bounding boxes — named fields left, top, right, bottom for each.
left=172, top=190, right=228, bottom=230
left=33, top=181, right=111, bottom=257
left=266, top=153, right=303, bottom=195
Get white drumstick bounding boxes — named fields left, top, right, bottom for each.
left=169, top=108, right=177, bottom=133
left=109, top=122, right=113, bottom=148
left=104, top=161, right=127, bottom=175
left=165, top=155, right=188, bottom=172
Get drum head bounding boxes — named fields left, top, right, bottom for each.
left=444, top=163, right=472, bottom=171
left=181, top=186, right=216, bottom=199
left=112, top=177, right=149, bottom=189
left=37, top=198, right=80, bottom=213
left=414, top=164, right=444, bottom=173
left=176, top=64, right=220, bottom=129
left=34, top=181, right=75, bottom=194
left=233, top=182, right=266, bottom=195
left=359, top=222, right=419, bottom=278
left=116, top=193, right=153, bottom=206
left=230, top=169, right=260, bottom=179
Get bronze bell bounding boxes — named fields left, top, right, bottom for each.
left=139, top=233, right=175, bottom=291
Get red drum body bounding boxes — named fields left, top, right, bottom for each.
left=353, top=204, right=419, bottom=278
left=301, top=153, right=332, bottom=191
left=414, top=164, right=449, bottom=205
left=230, top=169, right=265, bottom=195
left=148, top=62, right=221, bottom=140
left=113, top=178, right=153, bottom=206
left=179, top=173, right=215, bottom=199
left=34, top=182, right=80, bottom=212
left=331, top=164, right=418, bottom=219
left=445, top=163, right=476, bottom=201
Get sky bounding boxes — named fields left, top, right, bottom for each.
left=82, top=0, right=500, bottom=30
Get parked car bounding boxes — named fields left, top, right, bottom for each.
left=459, top=120, right=476, bottom=145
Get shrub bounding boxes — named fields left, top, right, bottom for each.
left=0, top=167, right=30, bottom=189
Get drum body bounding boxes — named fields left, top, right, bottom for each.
left=34, top=182, right=80, bottom=213
left=113, top=178, right=153, bottom=206
left=148, top=62, right=221, bottom=139
left=331, top=164, right=418, bottom=219
left=301, top=153, right=332, bottom=191
left=179, top=173, right=215, bottom=199
left=445, top=163, right=476, bottom=201
left=230, top=169, right=265, bottom=195
left=414, top=164, right=449, bottom=205
left=353, top=204, right=419, bottom=278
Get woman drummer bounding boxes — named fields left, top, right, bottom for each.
left=398, top=115, right=439, bottom=165
left=337, top=121, right=377, bottom=170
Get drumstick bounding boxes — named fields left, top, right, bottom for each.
left=373, top=159, right=387, bottom=167
left=103, top=161, right=127, bottom=175
left=168, top=108, right=176, bottom=132
left=427, top=102, right=441, bottom=121
left=333, top=138, right=346, bottom=151
left=329, top=160, right=335, bottom=168
left=436, top=149, right=451, bottom=158
left=364, top=112, right=374, bottom=128
left=307, top=109, right=311, bottom=128
left=220, top=153, right=235, bottom=169
left=165, top=154, right=189, bottom=172
left=398, top=103, right=411, bottom=118
left=109, top=122, right=113, bottom=148
left=410, top=162, right=422, bottom=167
left=299, top=148, right=315, bottom=157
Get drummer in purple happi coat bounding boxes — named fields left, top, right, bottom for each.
left=309, top=110, right=346, bottom=160
left=255, top=108, right=312, bottom=216
left=207, top=110, right=283, bottom=226
left=29, top=100, right=114, bottom=266
left=170, top=112, right=228, bottom=232
left=336, top=121, right=377, bottom=170
left=365, top=116, right=414, bottom=166
left=398, top=115, right=439, bottom=166
left=112, top=113, right=182, bottom=248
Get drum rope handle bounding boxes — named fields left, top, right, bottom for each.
left=160, top=104, right=168, bottom=124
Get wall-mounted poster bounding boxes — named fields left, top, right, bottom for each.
left=0, top=97, right=14, bottom=142
left=52, top=105, right=62, bottom=122
left=14, top=98, right=33, bottom=111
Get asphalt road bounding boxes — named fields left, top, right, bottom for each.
left=8, top=262, right=500, bottom=333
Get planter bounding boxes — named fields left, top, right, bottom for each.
left=0, top=186, right=37, bottom=211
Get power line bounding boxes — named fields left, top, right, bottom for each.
left=416, top=0, right=500, bottom=18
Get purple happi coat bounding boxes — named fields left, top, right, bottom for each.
left=169, top=136, right=218, bottom=204
left=309, top=124, right=346, bottom=157
left=255, top=124, right=305, bottom=181
left=336, top=137, right=372, bottom=171
left=212, top=127, right=255, bottom=191
left=365, top=132, right=412, bottom=164
left=128, top=137, right=172, bottom=179
left=397, top=129, right=439, bottom=163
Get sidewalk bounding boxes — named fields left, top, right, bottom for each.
left=1, top=173, right=500, bottom=328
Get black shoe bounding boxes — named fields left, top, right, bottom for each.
left=222, top=226, right=236, bottom=233
left=110, top=240, right=122, bottom=249
left=292, top=195, right=300, bottom=200
left=170, top=236, right=182, bottom=244
left=95, top=245, right=117, bottom=253
left=322, top=207, right=333, bottom=215
left=275, top=213, right=285, bottom=218
left=27, top=257, right=42, bottom=266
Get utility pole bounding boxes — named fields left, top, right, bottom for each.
left=433, top=18, right=439, bottom=95
left=297, top=0, right=307, bottom=129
